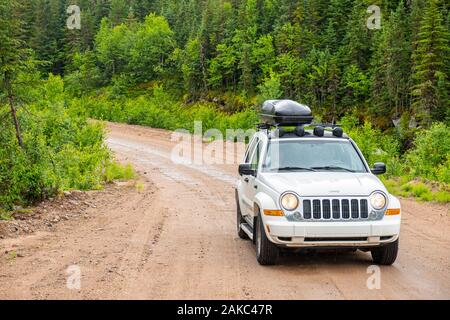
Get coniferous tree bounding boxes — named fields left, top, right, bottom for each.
left=131, top=0, right=155, bottom=21
left=411, top=0, right=450, bottom=125
left=371, top=1, right=413, bottom=122
left=0, top=0, right=30, bottom=148
left=109, top=0, right=129, bottom=26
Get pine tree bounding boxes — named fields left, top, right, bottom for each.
left=341, top=0, right=373, bottom=70
left=94, top=0, right=111, bottom=26
left=370, top=1, right=413, bottom=121
left=411, top=0, right=450, bottom=125
left=0, top=0, right=30, bottom=148
left=131, top=0, right=155, bottom=21
left=109, top=0, right=129, bottom=26
left=322, top=0, right=354, bottom=51
left=182, top=37, right=206, bottom=98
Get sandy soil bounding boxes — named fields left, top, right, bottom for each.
left=0, top=122, right=449, bottom=300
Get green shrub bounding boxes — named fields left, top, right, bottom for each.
left=408, top=182, right=433, bottom=200
left=104, top=162, right=136, bottom=182
left=75, top=86, right=258, bottom=137
left=0, top=75, right=133, bottom=214
left=434, top=191, right=450, bottom=203
left=346, top=121, right=401, bottom=176
left=405, top=123, right=450, bottom=183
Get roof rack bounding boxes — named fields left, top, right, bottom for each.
left=257, top=122, right=342, bottom=130
left=259, top=123, right=345, bottom=139
left=310, top=123, right=342, bottom=129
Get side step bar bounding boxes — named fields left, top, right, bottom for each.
left=240, top=223, right=254, bottom=241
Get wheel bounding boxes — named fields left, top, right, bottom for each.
left=255, top=214, right=279, bottom=265
left=371, top=239, right=399, bottom=265
left=236, top=193, right=248, bottom=240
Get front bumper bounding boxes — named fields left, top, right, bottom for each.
left=264, top=217, right=401, bottom=248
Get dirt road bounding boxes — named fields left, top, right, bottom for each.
left=1, top=122, right=449, bottom=299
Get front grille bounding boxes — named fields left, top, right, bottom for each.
left=303, top=198, right=370, bottom=221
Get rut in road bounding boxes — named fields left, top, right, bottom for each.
left=0, top=122, right=449, bottom=300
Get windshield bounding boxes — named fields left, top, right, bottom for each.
left=263, top=140, right=367, bottom=173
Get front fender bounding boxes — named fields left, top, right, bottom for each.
left=388, top=194, right=401, bottom=210
left=253, top=192, right=279, bottom=218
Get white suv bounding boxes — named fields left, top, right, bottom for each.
left=236, top=100, right=401, bottom=265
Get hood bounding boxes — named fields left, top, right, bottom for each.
left=260, top=172, right=386, bottom=197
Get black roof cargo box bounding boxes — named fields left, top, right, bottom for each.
left=261, top=100, right=313, bottom=126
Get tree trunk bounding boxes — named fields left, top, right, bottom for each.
left=5, top=72, right=24, bottom=149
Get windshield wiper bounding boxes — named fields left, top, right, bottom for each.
left=311, top=166, right=355, bottom=172
left=276, top=167, right=316, bottom=172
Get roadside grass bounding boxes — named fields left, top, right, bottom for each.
left=0, top=161, right=137, bottom=221
left=7, top=251, right=17, bottom=260
left=135, top=181, right=145, bottom=193
left=104, top=162, right=136, bottom=183
left=0, top=210, right=13, bottom=221
left=382, top=177, right=450, bottom=204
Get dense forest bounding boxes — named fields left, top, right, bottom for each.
left=7, top=0, right=449, bottom=125
left=1, top=0, right=449, bottom=212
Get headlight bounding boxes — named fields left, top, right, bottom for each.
left=281, top=193, right=299, bottom=211
left=370, top=192, right=387, bottom=210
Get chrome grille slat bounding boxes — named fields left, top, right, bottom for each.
left=302, top=197, right=370, bottom=221
left=303, top=200, right=311, bottom=219
left=313, top=200, right=321, bottom=219
left=351, top=199, right=359, bottom=219
left=332, top=200, right=340, bottom=219
left=322, top=200, right=331, bottom=219
left=342, top=200, right=350, bottom=219
left=360, top=199, right=368, bottom=218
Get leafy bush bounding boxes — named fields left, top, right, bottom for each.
left=345, top=121, right=401, bottom=176
left=434, top=191, right=450, bottom=203
left=339, top=115, right=449, bottom=203
left=104, top=162, right=135, bottom=183
left=404, top=123, right=450, bottom=183
left=94, top=14, right=175, bottom=88
left=74, top=85, right=259, bottom=137
left=0, top=75, right=132, bottom=213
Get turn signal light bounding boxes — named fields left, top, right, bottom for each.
left=385, top=208, right=401, bottom=216
left=264, top=210, right=284, bottom=217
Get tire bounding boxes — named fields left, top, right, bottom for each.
left=255, top=214, right=279, bottom=265
left=371, top=239, right=399, bottom=265
left=236, top=193, right=248, bottom=240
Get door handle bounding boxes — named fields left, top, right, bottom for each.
left=244, top=178, right=249, bottom=183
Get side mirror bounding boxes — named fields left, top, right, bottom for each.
left=239, top=164, right=256, bottom=176
left=371, top=162, right=386, bottom=175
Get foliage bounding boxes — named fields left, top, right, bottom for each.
left=94, top=14, right=175, bottom=89
left=411, top=0, right=450, bottom=126
left=257, top=70, right=283, bottom=104
left=72, top=85, right=259, bottom=136
left=0, top=75, right=132, bottom=213
left=2, top=1, right=450, bottom=205
left=404, top=123, right=450, bottom=183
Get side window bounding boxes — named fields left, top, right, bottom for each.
left=244, top=137, right=259, bottom=163
left=249, top=141, right=262, bottom=169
